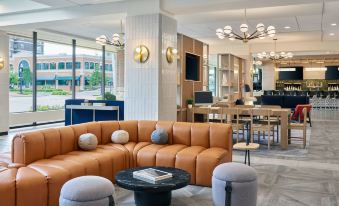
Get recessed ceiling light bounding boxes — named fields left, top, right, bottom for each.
left=329, top=33, right=335, bottom=36
left=331, top=23, right=337, bottom=26
left=284, top=26, right=291, bottom=29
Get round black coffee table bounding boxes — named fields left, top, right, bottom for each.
left=115, top=166, right=190, bottom=206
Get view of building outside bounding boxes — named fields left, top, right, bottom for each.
left=9, top=36, right=34, bottom=113
left=9, top=36, right=116, bottom=113
left=36, top=41, right=73, bottom=111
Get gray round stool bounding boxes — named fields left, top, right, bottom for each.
left=212, top=162, right=257, bottom=206
left=60, top=176, right=115, bottom=206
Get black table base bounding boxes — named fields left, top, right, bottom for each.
left=134, top=191, right=172, bottom=206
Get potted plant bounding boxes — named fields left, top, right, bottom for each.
left=187, top=99, right=193, bottom=109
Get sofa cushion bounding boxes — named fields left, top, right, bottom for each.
left=156, top=144, right=187, bottom=167
left=52, top=155, right=100, bottom=176
left=41, top=128, right=61, bottom=158
left=66, top=151, right=113, bottom=181
left=175, top=146, right=205, bottom=184
left=12, top=131, right=45, bottom=165
left=173, top=122, right=191, bottom=146
left=119, top=121, right=138, bottom=142
left=16, top=167, right=48, bottom=206
left=151, top=128, right=168, bottom=144
left=0, top=167, right=17, bottom=206
left=196, top=147, right=228, bottom=186
left=136, top=144, right=167, bottom=167
left=138, top=121, right=157, bottom=142
left=58, top=127, right=76, bottom=154
left=191, top=123, right=210, bottom=148
left=100, top=121, right=120, bottom=144
left=111, top=130, right=129, bottom=144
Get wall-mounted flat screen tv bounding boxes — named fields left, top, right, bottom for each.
left=185, top=53, right=200, bottom=81
left=278, top=67, right=303, bottom=80
left=325, top=66, right=339, bottom=80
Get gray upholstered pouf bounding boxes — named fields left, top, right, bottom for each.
left=212, top=162, right=257, bottom=206
left=60, top=176, right=115, bottom=206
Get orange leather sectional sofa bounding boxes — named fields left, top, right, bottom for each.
left=0, top=120, right=232, bottom=206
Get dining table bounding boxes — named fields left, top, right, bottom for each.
left=191, top=105, right=291, bottom=150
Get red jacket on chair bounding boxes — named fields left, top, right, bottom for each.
left=291, top=104, right=312, bottom=122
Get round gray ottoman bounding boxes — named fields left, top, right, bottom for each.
left=60, top=176, right=115, bottom=206
left=212, top=162, right=257, bottom=206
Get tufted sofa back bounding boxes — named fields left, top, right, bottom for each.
left=12, top=121, right=232, bottom=165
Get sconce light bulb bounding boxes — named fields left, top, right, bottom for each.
left=135, top=47, right=141, bottom=53
left=172, top=48, right=178, bottom=54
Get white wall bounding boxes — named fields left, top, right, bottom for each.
left=0, top=31, right=9, bottom=133
left=124, top=13, right=177, bottom=120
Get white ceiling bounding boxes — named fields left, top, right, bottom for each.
left=0, top=0, right=339, bottom=53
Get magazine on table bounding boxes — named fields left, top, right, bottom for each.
left=133, top=168, right=172, bottom=184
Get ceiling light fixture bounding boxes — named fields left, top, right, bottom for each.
left=329, top=33, right=335, bottom=36
left=96, top=20, right=125, bottom=49
left=257, top=38, right=293, bottom=61
left=284, top=26, right=291, bottom=29
left=276, top=68, right=296, bottom=72
left=253, top=60, right=262, bottom=66
left=216, top=8, right=276, bottom=43
left=331, top=23, right=337, bottom=26
left=305, top=67, right=327, bottom=71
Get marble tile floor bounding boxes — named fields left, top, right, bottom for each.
left=0, top=111, right=339, bottom=205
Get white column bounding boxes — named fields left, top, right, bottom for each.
left=114, top=50, right=124, bottom=100
left=262, top=62, right=276, bottom=90
left=0, top=31, right=9, bottom=133
left=124, top=13, right=177, bottom=120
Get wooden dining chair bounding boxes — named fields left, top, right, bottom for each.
left=208, top=107, right=223, bottom=123
left=223, top=107, right=245, bottom=143
left=258, top=105, right=281, bottom=143
left=192, top=106, right=210, bottom=123
left=250, top=109, right=275, bottom=150
left=288, top=107, right=307, bottom=148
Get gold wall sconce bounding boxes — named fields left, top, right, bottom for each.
left=134, top=45, right=149, bottom=63
left=166, top=47, right=178, bottom=63
left=0, top=57, right=4, bottom=70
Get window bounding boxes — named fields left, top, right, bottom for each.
left=50, top=63, right=56, bottom=70
left=37, top=40, right=72, bottom=111
left=76, top=62, right=81, bottom=69
left=43, top=63, right=49, bottom=70
left=105, top=51, right=123, bottom=100
left=9, top=36, right=33, bottom=113
left=66, top=62, right=72, bottom=70
left=77, top=47, right=102, bottom=100
left=37, top=63, right=42, bottom=70
left=58, top=62, right=65, bottom=70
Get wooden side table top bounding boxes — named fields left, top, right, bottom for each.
left=233, top=142, right=260, bottom=150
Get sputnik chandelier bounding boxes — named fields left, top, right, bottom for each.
left=257, top=38, right=293, bottom=61
left=216, top=9, right=276, bottom=43
left=96, top=20, right=125, bottom=49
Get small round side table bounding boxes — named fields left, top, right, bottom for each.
left=233, top=142, right=259, bottom=166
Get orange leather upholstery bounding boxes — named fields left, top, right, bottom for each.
left=4, top=120, right=233, bottom=206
